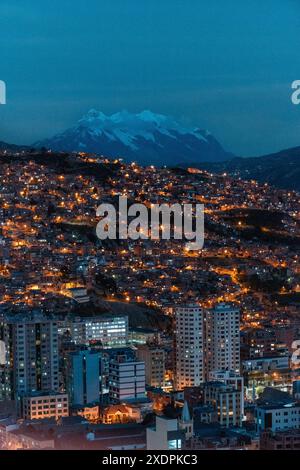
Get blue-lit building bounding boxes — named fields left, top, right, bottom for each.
left=68, top=350, right=102, bottom=407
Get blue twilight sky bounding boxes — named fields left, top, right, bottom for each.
left=0, top=0, right=300, bottom=156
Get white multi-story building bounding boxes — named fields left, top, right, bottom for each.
left=204, top=381, right=243, bottom=428
left=209, top=369, right=244, bottom=392
left=109, top=355, right=146, bottom=402
left=174, top=305, right=204, bottom=390
left=209, top=370, right=244, bottom=422
left=71, top=315, right=128, bottom=347
left=256, top=404, right=300, bottom=432
left=204, top=303, right=240, bottom=378
left=0, top=339, right=7, bottom=400
left=147, top=416, right=184, bottom=450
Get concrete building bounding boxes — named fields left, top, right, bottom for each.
left=293, top=380, right=300, bottom=400
left=5, top=315, right=59, bottom=399
left=109, top=351, right=146, bottom=403
left=203, top=381, right=243, bottom=428
left=147, top=416, right=185, bottom=450
left=204, top=303, right=240, bottom=378
left=242, top=355, right=289, bottom=373
left=0, top=339, right=8, bottom=400
left=68, top=350, right=102, bottom=407
left=256, top=403, right=300, bottom=433
left=174, top=305, right=204, bottom=390
left=0, top=424, right=55, bottom=450
left=209, top=370, right=244, bottom=419
left=242, top=356, right=290, bottom=401
left=71, top=315, right=128, bottom=347
left=137, top=344, right=165, bottom=388
left=22, top=392, right=69, bottom=420
left=260, top=430, right=300, bottom=450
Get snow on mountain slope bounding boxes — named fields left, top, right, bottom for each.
left=35, top=110, right=233, bottom=165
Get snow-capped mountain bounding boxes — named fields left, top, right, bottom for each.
left=35, top=109, right=233, bottom=165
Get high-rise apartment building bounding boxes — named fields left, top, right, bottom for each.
left=204, top=303, right=240, bottom=378
left=173, top=303, right=241, bottom=390
left=5, top=315, right=59, bottom=399
left=67, top=349, right=102, bottom=407
left=174, top=305, right=204, bottom=390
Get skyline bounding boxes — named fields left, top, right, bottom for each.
left=1, top=1, right=300, bottom=457
left=0, top=147, right=299, bottom=451
left=0, top=1, right=300, bottom=156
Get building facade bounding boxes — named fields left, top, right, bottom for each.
left=109, top=351, right=146, bottom=402
left=204, top=303, right=240, bottom=378
left=22, top=392, right=69, bottom=420
left=71, top=315, right=128, bottom=347
left=256, top=403, right=300, bottom=432
left=5, top=316, right=59, bottom=399
left=147, top=416, right=185, bottom=450
left=203, top=381, right=243, bottom=428
left=137, top=345, right=165, bottom=388
left=68, top=349, right=102, bottom=407
left=174, top=305, right=204, bottom=390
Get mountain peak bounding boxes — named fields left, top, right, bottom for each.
left=137, top=110, right=167, bottom=125
left=79, top=109, right=107, bottom=125
left=35, top=110, right=233, bottom=165
left=80, top=109, right=169, bottom=128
